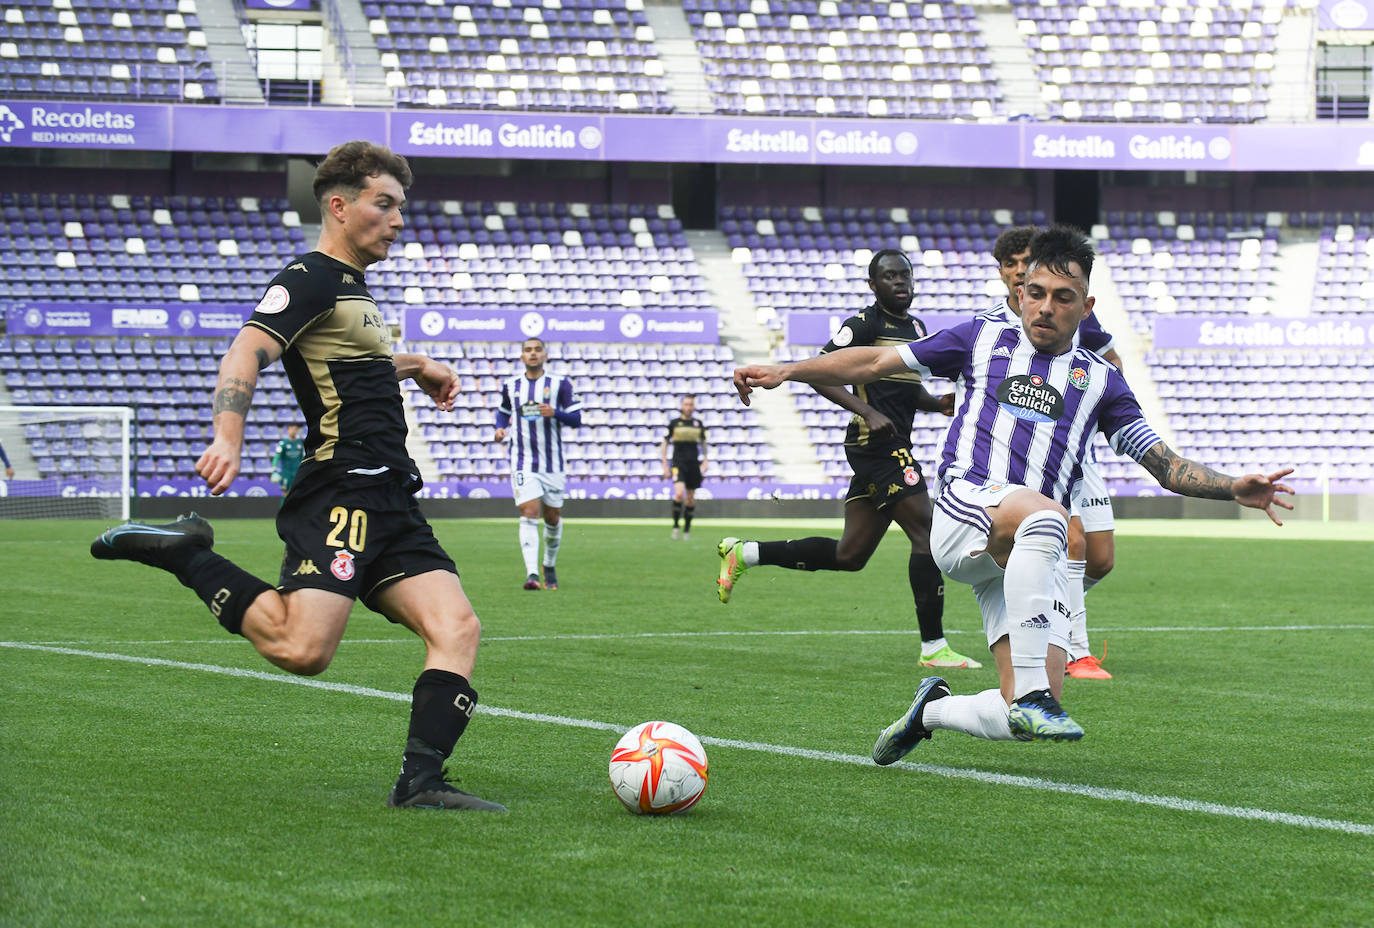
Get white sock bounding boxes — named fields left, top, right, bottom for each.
left=742, top=541, right=760, bottom=567
left=1066, top=558, right=1089, bottom=659
left=518, top=517, right=540, bottom=575
left=542, top=521, right=562, bottom=568
left=1084, top=573, right=1102, bottom=593
left=1004, top=510, right=1068, bottom=698
left=921, top=636, right=948, bottom=656
left=922, top=688, right=1015, bottom=741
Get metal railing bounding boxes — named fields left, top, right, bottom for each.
left=1, top=59, right=1369, bottom=122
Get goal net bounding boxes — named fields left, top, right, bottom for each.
left=0, top=405, right=133, bottom=520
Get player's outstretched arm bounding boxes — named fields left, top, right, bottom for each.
left=1138, top=441, right=1295, bottom=525
left=733, top=347, right=905, bottom=405
left=394, top=353, right=459, bottom=412
left=197, top=326, right=282, bottom=495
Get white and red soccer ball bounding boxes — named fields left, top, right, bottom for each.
left=608, top=721, right=709, bottom=815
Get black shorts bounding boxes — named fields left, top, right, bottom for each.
left=671, top=459, right=703, bottom=490
left=844, top=444, right=928, bottom=509
left=276, top=466, right=456, bottom=614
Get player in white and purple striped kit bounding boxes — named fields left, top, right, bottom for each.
left=733, top=225, right=1293, bottom=750
left=494, top=337, right=582, bottom=590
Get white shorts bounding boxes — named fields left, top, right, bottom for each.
left=1070, top=458, right=1116, bottom=533
left=511, top=470, right=566, bottom=507
left=932, top=478, right=1071, bottom=652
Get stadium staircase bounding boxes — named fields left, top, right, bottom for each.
left=1269, top=5, right=1316, bottom=122
left=975, top=3, right=1044, bottom=120
left=1271, top=231, right=1320, bottom=318
left=327, top=0, right=393, bottom=107
left=686, top=229, right=826, bottom=484
left=644, top=1, right=712, bottom=113
left=195, top=0, right=266, bottom=104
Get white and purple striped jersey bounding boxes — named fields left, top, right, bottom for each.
left=495, top=370, right=582, bottom=474
left=897, top=313, right=1159, bottom=506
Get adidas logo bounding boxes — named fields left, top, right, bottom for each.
left=292, top=559, right=320, bottom=576
left=992, top=346, right=1013, bottom=359
left=1020, top=613, right=1050, bottom=629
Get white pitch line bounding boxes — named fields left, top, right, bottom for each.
left=2, top=640, right=1370, bottom=837
left=13, top=623, right=1373, bottom=649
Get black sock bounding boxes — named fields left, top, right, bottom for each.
left=399, top=669, right=478, bottom=782
left=173, top=550, right=274, bottom=636
left=683, top=505, right=694, bottom=533
left=909, top=552, right=946, bottom=642
left=757, top=537, right=839, bottom=571
left=671, top=500, right=683, bottom=527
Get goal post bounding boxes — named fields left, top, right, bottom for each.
left=0, top=405, right=134, bottom=520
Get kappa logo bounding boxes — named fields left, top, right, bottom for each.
left=1020, top=613, right=1051, bottom=629
left=330, top=550, right=356, bottom=581
left=287, top=262, right=308, bottom=273
left=0, top=105, right=25, bottom=143
left=293, top=559, right=320, bottom=576
left=886, top=483, right=904, bottom=496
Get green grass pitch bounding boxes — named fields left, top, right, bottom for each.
left=2, top=516, right=1371, bottom=927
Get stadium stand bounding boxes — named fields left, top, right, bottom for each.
left=403, top=339, right=774, bottom=487
left=685, top=0, right=1002, bottom=118
left=722, top=203, right=1045, bottom=316
left=1297, top=213, right=1374, bottom=315
left=369, top=0, right=672, bottom=111
left=1013, top=0, right=1280, bottom=122
left=1150, top=344, right=1374, bottom=486
left=1097, top=210, right=1282, bottom=335
left=0, top=192, right=307, bottom=304
left=368, top=200, right=707, bottom=325
left=0, top=0, right=217, bottom=102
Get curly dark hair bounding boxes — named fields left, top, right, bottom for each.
left=1027, top=224, right=1095, bottom=284
left=866, top=248, right=911, bottom=281
left=991, top=225, right=1038, bottom=264
left=312, top=140, right=413, bottom=204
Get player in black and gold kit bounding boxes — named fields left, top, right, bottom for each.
left=717, top=250, right=982, bottom=670
left=661, top=395, right=707, bottom=539
left=91, top=141, right=504, bottom=811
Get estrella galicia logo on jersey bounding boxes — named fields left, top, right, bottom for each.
left=0, top=105, right=25, bottom=142
left=330, top=550, right=356, bottom=581
left=996, top=373, right=1065, bottom=423
left=1069, top=367, right=1089, bottom=390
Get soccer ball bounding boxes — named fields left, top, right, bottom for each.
left=608, top=721, right=709, bottom=815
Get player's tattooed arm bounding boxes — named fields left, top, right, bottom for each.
left=213, top=376, right=255, bottom=417
left=1139, top=442, right=1234, bottom=500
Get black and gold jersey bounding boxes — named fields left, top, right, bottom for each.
left=821, top=302, right=927, bottom=450
left=245, top=251, right=416, bottom=487
left=665, top=416, right=706, bottom=465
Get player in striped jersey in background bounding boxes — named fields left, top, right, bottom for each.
left=494, top=337, right=582, bottom=590
left=733, top=225, right=1293, bottom=751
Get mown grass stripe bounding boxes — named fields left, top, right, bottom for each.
left=4, top=640, right=1370, bottom=838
